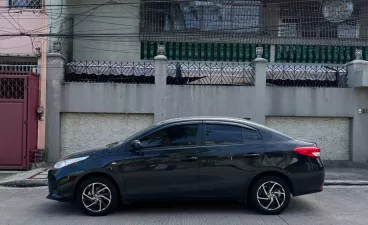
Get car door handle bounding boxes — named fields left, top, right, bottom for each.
left=181, top=156, right=198, bottom=162
left=242, top=153, right=260, bottom=158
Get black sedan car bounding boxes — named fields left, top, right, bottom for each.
left=47, top=117, right=324, bottom=216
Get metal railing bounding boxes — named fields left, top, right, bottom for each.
left=266, top=63, right=348, bottom=88
left=64, top=61, right=155, bottom=84
left=167, top=61, right=255, bottom=86
left=0, top=60, right=38, bottom=73
left=63, top=60, right=349, bottom=88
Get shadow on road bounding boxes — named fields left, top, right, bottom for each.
left=41, top=198, right=313, bottom=216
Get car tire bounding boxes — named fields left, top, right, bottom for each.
left=77, top=176, right=118, bottom=216
left=250, top=176, right=291, bottom=215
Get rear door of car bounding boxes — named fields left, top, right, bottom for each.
left=198, top=121, right=265, bottom=198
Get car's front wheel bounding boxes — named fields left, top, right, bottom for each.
left=77, top=176, right=118, bottom=216
left=250, top=176, right=291, bottom=215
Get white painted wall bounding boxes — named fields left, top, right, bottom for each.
left=60, top=113, right=154, bottom=156
left=70, top=0, right=141, bottom=61
left=266, top=117, right=350, bottom=160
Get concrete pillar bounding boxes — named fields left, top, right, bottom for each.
left=154, top=54, right=168, bottom=123
left=46, top=53, right=65, bottom=162
left=346, top=50, right=368, bottom=162
left=270, top=45, right=276, bottom=63
left=251, top=48, right=268, bottom=125
left=347, top=57, right=368, bottom=88
left=351, top=88, right=368, bottom=162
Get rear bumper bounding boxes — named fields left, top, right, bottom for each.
left=290, top=170, right=325, bottom=196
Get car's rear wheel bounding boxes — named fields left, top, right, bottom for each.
left=250, top=176, right=291, bottom=215
left=77, top=176, right=118, bottom=216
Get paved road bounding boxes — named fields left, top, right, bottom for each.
left=0, top=186, right=367, bottom=225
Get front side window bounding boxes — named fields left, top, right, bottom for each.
left=139, top=124, right=199, bottom=149
left=205, top=124, right=242, bottom=145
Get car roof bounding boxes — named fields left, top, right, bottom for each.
left=157, top=116, right=266, bottom=130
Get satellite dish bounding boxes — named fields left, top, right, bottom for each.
left=322, top=0, right=354, bottom=23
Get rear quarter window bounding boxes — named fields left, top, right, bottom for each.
left=259, top=130, right=292, bottom=142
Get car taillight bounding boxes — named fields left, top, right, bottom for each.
left=293, top=146, right=321, bottom=158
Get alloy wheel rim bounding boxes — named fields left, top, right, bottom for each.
left=82, top=182, right=112, bottom=212
left=256, top=181, right=286, bottom=211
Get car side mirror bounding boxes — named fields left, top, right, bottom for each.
left=131, top=140, right=142, bottom=150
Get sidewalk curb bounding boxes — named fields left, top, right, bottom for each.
left=324, top=180, right=368, bottom=186
left=0, top=180, right=48, bottom=187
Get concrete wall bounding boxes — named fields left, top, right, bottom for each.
left=60, top=113, right=153, bottom=156
left=266, top=117, right=350, bottom=160
left=163, top=86, right=255, bottom=120
left=46, top=53, right=368, bottom=163
left=69, top=0, right=141, bottom=61
left=266, top=87, right=355, bottom=117
left=61, top=83, right=154, bottom=113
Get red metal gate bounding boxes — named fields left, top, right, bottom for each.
left=0, top=72, right=39, bottom=170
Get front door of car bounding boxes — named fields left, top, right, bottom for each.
left=123, top=122, right=202, bottom=199
left=199, top=122, right=265, bottom=198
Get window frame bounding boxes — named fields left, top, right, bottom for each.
left=128, top=121, right=203, bottom=151
left=202, top=121, right=261, bottom=146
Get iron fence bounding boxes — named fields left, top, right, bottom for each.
left=65, top=61, right=155, bottom=84
left=167, top=61, right=255, bottom=86
left=266, top=64, right=348, bottom=88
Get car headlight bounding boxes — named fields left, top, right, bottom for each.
left=54, top=156, right=89, bottom=169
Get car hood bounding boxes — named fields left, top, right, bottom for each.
left=61, top=146, right=111, bottom=160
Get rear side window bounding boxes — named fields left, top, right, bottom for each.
left=243, top=128, right=260, bottom=142
left=259, top=129, right=292, bottom=142
left=205, top=124, right=242, bottom=145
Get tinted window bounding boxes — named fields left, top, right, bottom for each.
left=259, top=130, right=292, bottom=142
left=205, top=124, right=242, bottom=145
left=139, top=124, right=198, bottom=148
left=243, top=128, right=260, bottom=141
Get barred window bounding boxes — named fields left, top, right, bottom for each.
left=9, top=0, right=42, bottom=9
left=278, top=1, right=359, bottom=39
left=141, top=0, right=261, bottom=34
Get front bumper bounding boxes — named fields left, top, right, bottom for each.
left=47, top=169, right=74, bottom=202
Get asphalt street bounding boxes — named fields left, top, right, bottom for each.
left=0, top=186, right=367, bottom=225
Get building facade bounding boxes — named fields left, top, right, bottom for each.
left=43, top=0, right=368, bottom=165
left=0, top=0, right=47, bottom=169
